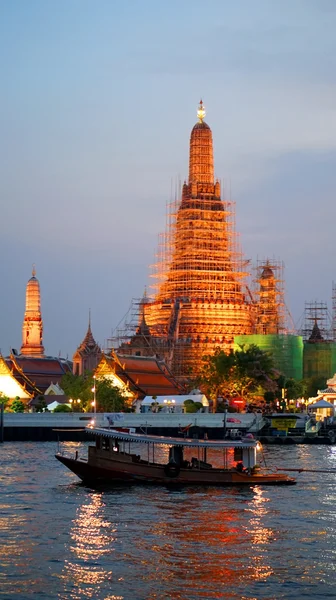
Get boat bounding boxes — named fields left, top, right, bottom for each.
left=55, top=425, right=296, bottom=486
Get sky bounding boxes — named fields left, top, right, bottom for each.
left=1, top=0, right=336, bottom=357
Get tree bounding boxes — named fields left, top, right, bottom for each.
left=0, top=393, right=10, bottom=411
left=233, top=344, right=278, bottom=399
left=264, top=390, right=276, bottom=405
left=303, top=376, right=326, bottom=399
left=60, top=372, right=91, bottom=406
left=198, top=345, right=278, bottom=412
left=35, top=396, right=48, bottom=413
left=197, top=348, right=235, bottom=412
left=60, top=371, right=130, bottom=413
left=11, top=397, right=25, bottom=413
left=96, top=379, right=127, bottom=413
left=53, top=404, right=72, bottom=413
left=184, top=399, right=203, bottom=413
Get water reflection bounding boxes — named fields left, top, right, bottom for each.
left=1, top=442, right=336, bottom=599
left=59, top=492, right=118, bottom=599
left=123, top=485, right=276, bottom=599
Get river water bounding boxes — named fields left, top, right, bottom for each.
left=0, top=442, right=336, bottom=600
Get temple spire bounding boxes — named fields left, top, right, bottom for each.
left=20, top=267, right=45, bottom=357
left=72, top=314, right=102, bottom=376
left=189, top=99, right=214, bottom=185
left=197, top=99, right=206, bottom=123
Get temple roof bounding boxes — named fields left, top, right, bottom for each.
left=95, top=352, right=182, bottom=399
left=261, top=266, right=274, bottom=280
left=74, top=316, right=101, bottom=358
left=308, top=321, right=324, bottom=342
left=0, top=354, right=34, bottom=399
left=191, top=121, right=211, bottom=131
left=6, top=355, right=72, bottom=394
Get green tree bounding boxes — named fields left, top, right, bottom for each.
left=233, top=344, right=278, bottom=398
left=0, top=393, right=10, bottom=411
left=303, top=376, right=326, bottom=399
left=11, top=397, right=25, bottom=413
left=197, top=348, right=235, bottom=412
left=53, top=404, right=72, bottom=413
left=198, top=345, right=277, bottom=412
left=264, top=390, right=276, bottom=405
left=284, top=379, right=305, bottom=401
left=96, top=379, right=126, bottom=413
left=60, top=371, right=96, bottom=411
left=61, top=371, right=130, bottom=413
left=184, top=399, right=203, bottom=413
left=35, top=396, right=48, bottom=413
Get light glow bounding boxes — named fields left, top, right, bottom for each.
left=197, top=99, right=206, bottom=122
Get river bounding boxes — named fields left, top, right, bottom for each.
left=0, top=442, right=336, bottom=599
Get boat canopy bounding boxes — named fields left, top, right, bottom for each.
left=86, top=426, right=257, bottom=449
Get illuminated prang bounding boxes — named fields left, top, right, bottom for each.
left=20, top=266, right=45, bottom=357
left=141, top=101, right=254, bottom=378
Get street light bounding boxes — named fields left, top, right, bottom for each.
left=69, top=398, right=81, bottom=412
left=91, top=375, right=96, bottom=414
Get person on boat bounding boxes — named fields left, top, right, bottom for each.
left=236, top=461, right=244, bottom=473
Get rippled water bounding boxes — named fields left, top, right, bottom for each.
left=1, top=442, right=336, bottom=599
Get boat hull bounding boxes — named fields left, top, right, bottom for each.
left=55, top=454, right=296, bottom=486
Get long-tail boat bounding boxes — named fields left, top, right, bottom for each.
left=55, top=425, right=296, bottom=486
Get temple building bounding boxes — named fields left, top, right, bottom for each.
left=3, top=268, right=71, bottom=401
left=141, top=101, right=254, bottom=378
left=72, top=314, right=102, bottom=375
left=95, top=351, right=182, bottom=401
left=0, top=354, right=36, bottom=401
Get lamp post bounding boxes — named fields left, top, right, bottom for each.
left=92, top=375, right=96, bottom=414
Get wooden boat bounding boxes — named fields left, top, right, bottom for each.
left=55, top=425, right=296, bottom=486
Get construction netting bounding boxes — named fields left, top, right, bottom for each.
left=234, top=334, right=303, bottom=380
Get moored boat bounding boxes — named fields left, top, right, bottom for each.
left=55, top=425, right=296, bottom=486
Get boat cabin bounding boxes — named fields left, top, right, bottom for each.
left=87, top=426, right=259, bottom=474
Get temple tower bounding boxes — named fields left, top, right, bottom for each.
left=254, top=260, right=285, bottom=335
left=143, top=101, right=254, bottom=378
left=72, top=313, right=102, bottom=375
left=20, top=266, right=45, bottom=357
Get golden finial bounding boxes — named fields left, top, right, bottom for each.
left=32, top=264, right=36, bottom=277
left=197, top=99, right=206, bottom=123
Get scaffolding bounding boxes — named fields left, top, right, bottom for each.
left=107, top=298, right=143, bottom=351
left=234, top=334, right=303, bottom=380
left=252, top=259, right=294, bottom=335
left=106, top=295, right=170, bottom=358
left=300, top=301, right=332, bottom=342
left=144, top=184, right=255, bottom=378
left=149, top=195, right=249, bottom=302
left=332, top=282, right=336, bottom=342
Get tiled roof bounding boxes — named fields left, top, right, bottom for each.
left=96, top=352, right=182, bottom=399
left=6, top=355, right=72, bottom=393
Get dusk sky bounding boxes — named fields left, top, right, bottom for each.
left=2, top=0, right=336, bottom=358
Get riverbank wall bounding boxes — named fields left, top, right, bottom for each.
left=2, top=413, right=335, bottom=444
left=2, top=412, right=262, bottom=441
